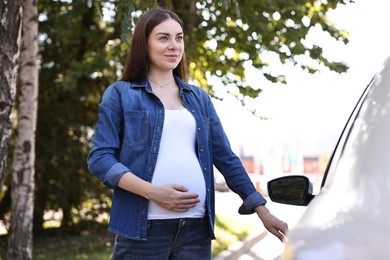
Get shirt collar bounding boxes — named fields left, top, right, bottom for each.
left=130, top=75, right=192, bottom=91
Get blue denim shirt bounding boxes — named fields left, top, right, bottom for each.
left=87, top=76, right=267, bottom=240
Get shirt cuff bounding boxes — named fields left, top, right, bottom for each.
left=105, top=162, right=130, bottom=189
left=238, top=191, right=267, bottom=215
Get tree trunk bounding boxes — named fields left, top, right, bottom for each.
left=7, top=0, right=39, bottom=259
left=0, top=0, right=22, bottom=188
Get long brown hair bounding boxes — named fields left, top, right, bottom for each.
left=121, top=8, right=188, bottom=83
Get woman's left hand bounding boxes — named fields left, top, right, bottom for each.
left=255, top=205, right=289, bottom=242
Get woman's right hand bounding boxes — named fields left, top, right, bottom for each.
left=118, top=172, right=200, bottom=212
left=148, top=184, right=200, bottom=212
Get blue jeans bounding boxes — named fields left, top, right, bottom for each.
left=112, top=217, right=212, bottom=260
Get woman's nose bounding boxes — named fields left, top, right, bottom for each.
left=168, top=41, right=180, bottom=50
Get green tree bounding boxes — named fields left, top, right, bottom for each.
left=7, top=0, right=39, bottom=258
left=33, top=0, right=120, bottom=233
left=117, top=0, right=351, bottom=101
left=0, top=0, right=22, bottom=189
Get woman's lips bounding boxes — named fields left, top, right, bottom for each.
left=165, top=54, right=180, bottom=62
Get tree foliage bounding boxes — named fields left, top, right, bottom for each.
left=117, top=0, right=352, bottom=100
left=1, top=0, right=354, bottom=234
left=33, top=0, right=119, bottom=233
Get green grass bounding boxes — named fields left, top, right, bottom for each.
left=213, top=214, right=263, bottom=256
left=0, top=223, right=114, bottom=260
left=212, top=215, right=251, bottom=256
left=0, top=215, right=256, bottom=259
left=33, top=233, right=114, bottom=260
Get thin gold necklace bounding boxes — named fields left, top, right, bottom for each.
left=148, top=78, right=175, bottom=88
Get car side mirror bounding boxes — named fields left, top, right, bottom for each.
left=267, top=175, right=315, bottom=206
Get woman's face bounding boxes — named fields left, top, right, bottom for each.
left=147, top=19, right=184, bottom=73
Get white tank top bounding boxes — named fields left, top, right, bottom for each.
left=148, top=109, right=206, bottom=219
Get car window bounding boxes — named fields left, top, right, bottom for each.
left=321, top=76, right=375, bottom=188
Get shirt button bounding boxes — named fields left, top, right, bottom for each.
left=200, top=148, right=204, bottom=152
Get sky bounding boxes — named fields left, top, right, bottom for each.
left=214, top=0, right=390, bottom=159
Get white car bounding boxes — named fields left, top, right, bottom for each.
left=267, top=56, right=390, bottom=260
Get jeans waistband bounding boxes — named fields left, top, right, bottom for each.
left=148, top=217, right=207, bottom=225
